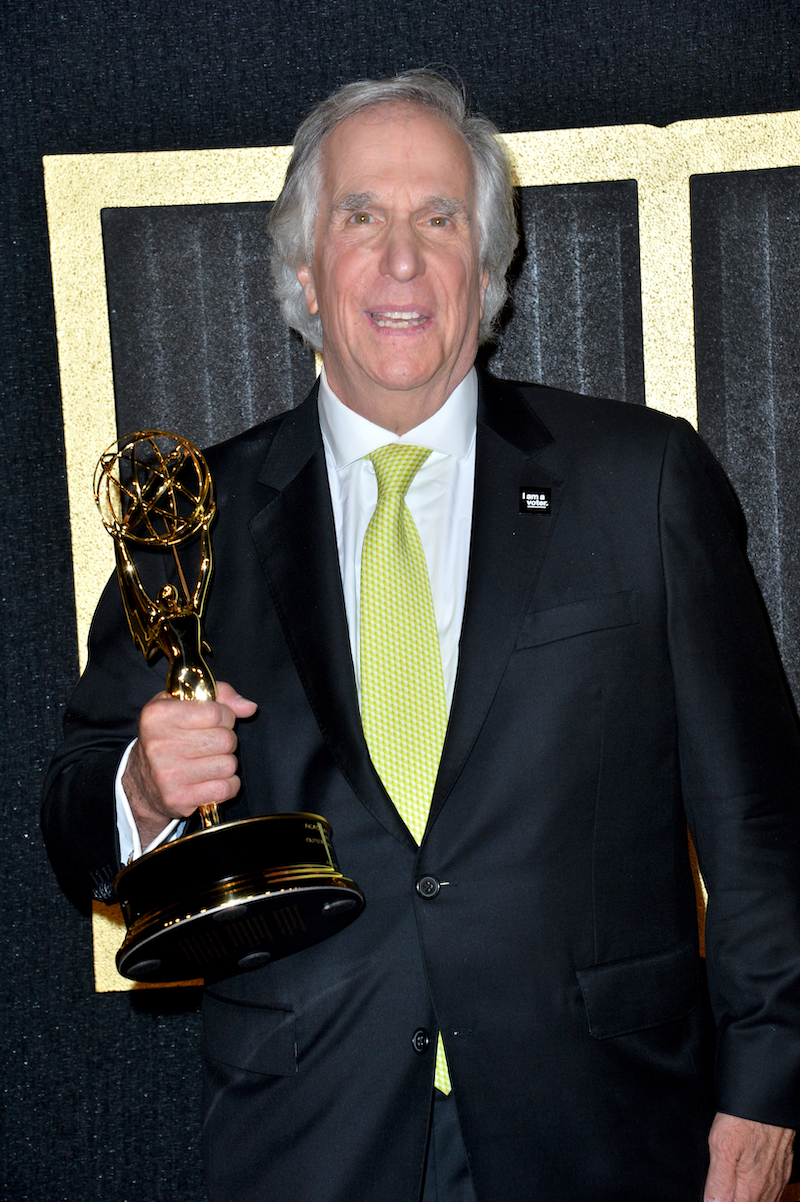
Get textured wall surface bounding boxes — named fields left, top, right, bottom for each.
left=4, top=3, right=800, bottom=1199
left=102, top=203, right=317, bottom=445
left=487, top=180, right=645, bottom=402
left=693, top=167, right=800, bottom=704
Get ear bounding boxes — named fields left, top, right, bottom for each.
left=296, top=264, right=319, bottom=316
left=479, top=268, right=489, bottom=319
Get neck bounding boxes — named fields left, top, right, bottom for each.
left=324, top=363, right=474, bottom=436
left=345, top=391, right=444, bottom=436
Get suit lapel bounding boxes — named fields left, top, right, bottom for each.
left=248, top=388, right=415, bottom=849
left=246, top=372, right=562, bottom=846
left=428, top=370, right=563, bottom=825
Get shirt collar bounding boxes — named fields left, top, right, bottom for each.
left=318, top=364, right=477, bottom=470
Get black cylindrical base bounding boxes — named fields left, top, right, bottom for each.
left=114, top=813, right=364, bottom=983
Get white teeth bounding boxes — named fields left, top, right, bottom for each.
left=370, top=310, right=427, bottom=328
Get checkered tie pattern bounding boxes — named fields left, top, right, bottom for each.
left=360, top=443, right=452, bottom=1095
left=360, top=444, right=448, bottom=841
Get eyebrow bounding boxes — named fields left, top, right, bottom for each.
left=335, top=192, right=377, bottom=212
left=422, top=196, right=467, bottom=217
left=333, top=193, right=470, bottom=218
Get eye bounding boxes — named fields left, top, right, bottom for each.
left=348, top=212, right=373, bottom=224
left=428, top=215, right=450, bottom=227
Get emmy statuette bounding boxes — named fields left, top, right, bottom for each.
left=95, top=431, right=364, bottom=983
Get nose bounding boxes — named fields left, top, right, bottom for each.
left=379, top=220, right=423, bottom=282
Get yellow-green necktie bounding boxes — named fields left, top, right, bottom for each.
left=360, top=443, right=452, bottom=1094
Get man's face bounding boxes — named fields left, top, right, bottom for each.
left=296, top=103, right=488, bottom=432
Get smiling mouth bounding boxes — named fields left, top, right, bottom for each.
left=368, top=310, right=429, bottom=329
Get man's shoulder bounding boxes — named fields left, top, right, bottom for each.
left=204, top=412, right=283, bottom=468
left=203, top=386, right=320, bottom=477
left=482, top=370, right=679, bottom=442
left=481, top=371, right=740, bottom=524
left=479, top=370, right=701, bottom=475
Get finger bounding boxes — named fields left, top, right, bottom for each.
left=704, top=1148, right=736, bottom=1202
left=215, top=680, right=258, bottom=719
left=137, top=718, right=239, bottom=772
left=705, top=1113, right=741, bottom=1202
left=142, top=747, right=243, bottom=812
left=140, top=692, right=240, bottom=734
left=158, top=770, right=244, bottom=816
left=152, top=723, right=239, bottom=760
left=146, top=684, right=257, bottom=729
left=156, top=748, right=240, bottom=784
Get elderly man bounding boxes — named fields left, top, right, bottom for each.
left=43, top=72, right=800, bottom=1202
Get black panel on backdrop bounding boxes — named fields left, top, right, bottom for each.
left=692, top=167, right=800, bottom=707
left=102, top=203, right=317, bottom=445
left=488, top=180, right=645, bottom=405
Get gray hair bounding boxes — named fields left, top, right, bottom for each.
left=268, top=70, right=518, bottom=350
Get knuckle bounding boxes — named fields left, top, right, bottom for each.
left=211, top=699, right=236, bottom=728
left=216, top=753, right=239, bottom=779
left=205, top=726, right=233, bottom=752
left=206, top=775, right=238, bottom=804
left=197, top=727, right=236, bottom=756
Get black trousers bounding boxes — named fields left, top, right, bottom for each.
left=420, top=1091, right=478, bottom=1202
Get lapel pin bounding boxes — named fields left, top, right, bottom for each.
left=519, top=487, right=551, bottom=514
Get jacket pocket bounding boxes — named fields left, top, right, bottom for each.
left=202, top=990, right=297, bottom=1076
left=516, top=590, right=639, bottom=649
left=577, top=940, right=699, bottom=1039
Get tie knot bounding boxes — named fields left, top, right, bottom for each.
left=369, top=444, right=431, bottom=500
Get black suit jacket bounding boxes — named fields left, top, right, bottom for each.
left=43, top=369, right=800, bottom=1202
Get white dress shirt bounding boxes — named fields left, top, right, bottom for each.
left=318, top=364, right=476, bottom=709
left=116, top=365, right=477, bottom=862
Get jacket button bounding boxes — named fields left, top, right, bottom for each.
left=412, top=1028, right=430, bottom=1054
left=416, top=875, right=440, bottom=898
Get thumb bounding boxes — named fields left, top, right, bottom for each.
left=704, top=1142, right=737, bottom=1202
left=215, top=680, right=258, bottom=718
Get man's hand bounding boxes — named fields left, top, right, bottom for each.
left=122, top=681, right=258, bottom=848
left=704, top=1112, right=795, bottom=1202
